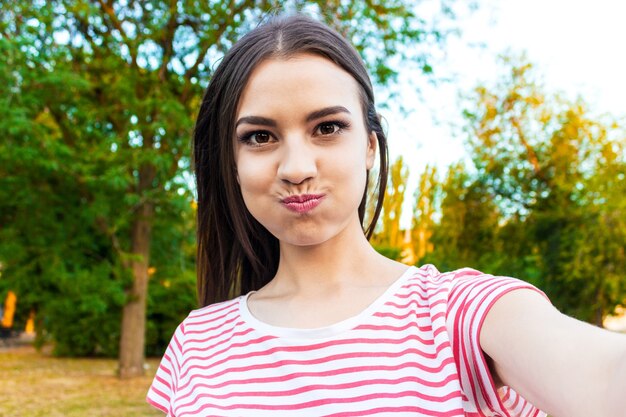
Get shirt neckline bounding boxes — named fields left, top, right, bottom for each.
left=238, top=265, right=418, bottom=339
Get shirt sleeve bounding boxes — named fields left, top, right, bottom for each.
left=147, top=321, right=186, bottom=416
left=446, top=269, right=548, bottom=417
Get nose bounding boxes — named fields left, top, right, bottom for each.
left=277, top=139, right=317, bottom=185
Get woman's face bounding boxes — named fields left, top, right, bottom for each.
left=234, top=53, right=376, bottom=247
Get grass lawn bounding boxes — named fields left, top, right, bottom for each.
left=0, top=345, right=163, bottom=417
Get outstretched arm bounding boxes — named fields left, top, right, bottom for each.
left=480, top=289, right=626, bottom=417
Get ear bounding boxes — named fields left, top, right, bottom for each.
left=366, top=131, right=377, bottom=170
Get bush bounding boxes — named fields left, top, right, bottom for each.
left=43, top=263, right=126, bottom=357
left=374, top=245, right=403, bottom=261
left=145, top=269, right=197, bottom=357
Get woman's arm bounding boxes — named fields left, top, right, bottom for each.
left=480, top=289, right=626, bottom=417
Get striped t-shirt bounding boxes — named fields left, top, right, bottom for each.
left=147, top=265, right=547, bottom=417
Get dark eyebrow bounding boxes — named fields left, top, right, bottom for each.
left=235, top=106, right=351, bottom=129
left=235, top=116, right=277, bottom=128
left=305, top=106, right=351, bottom=122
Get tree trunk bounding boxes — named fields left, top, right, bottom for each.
left=118, top=199, right=154, bottom=378
left=595, top=301, right=605, bottom=328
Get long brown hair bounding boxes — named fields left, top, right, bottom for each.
left=193, top=14, right=389, bottom=306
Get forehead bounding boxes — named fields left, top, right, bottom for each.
left=237, top=53, right=363, bottom=118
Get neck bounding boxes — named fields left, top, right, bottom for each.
left=271, top=217, right=393, bottom=295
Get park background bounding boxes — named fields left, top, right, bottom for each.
left=1, top=0, right=625, bottom=415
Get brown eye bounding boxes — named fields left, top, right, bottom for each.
left=237, top=130, right=276, bottom=147
left=251, top=132, right=271, bottom=144
left=318, top=123, right=338, bottom=135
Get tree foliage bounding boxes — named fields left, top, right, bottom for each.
left=374, top=156, right=409, bottom=248
left=0, top=0, right=464, bottom=375
left=408, top=57, right=626, bottom=325
left=420, top=163, right=501, bottom=272
left=411, top=165, right=437, bottom=261
left=459, top=56, right=626, bottom=324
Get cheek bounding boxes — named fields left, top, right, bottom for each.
left=326, top=149, right=368, bottom=194
left=236, top=155, right=273, bottom=196
left=334, top=139, right=370, bottom=178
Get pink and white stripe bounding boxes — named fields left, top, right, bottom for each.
left=148, top=265, right=547, bottom=417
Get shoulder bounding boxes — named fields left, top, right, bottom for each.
left=188, top=296, right=242, bottom=320
left=413, top=263, right=539, bottom=291
left=181, top=297, right=243, bottom=335
left=406, top=264, right=547, bottom=337
left=407, top=263, right=490, bottom=283
left=147, top=298, right=245, bottom=414
left=406, top=264, right=535, bottom=295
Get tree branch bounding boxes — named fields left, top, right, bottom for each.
left=158, top=0, right=179, bottom=82
left=96, top=216, right=130, bottom=269
left=95, top=0, right=138, bottom=67
left=47, top=105, right=78, bottom=147
left=179, top=0, right=253, bottom=103
left=510, top=115, right=544, bottom=181
left=71, top=10, right=111, bottom=54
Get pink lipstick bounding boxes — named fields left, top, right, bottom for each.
left=281, top=194, right=325, bottom=213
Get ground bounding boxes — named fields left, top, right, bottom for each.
left=0, top=345, right=163, bottom=417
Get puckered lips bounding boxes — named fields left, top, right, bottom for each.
left=281, top=194, right=325, bottom=214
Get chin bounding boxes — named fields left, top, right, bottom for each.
left=273, top=226, right=334, bottom=248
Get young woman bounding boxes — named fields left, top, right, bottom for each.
left=148, top=14, right=626, bottom=417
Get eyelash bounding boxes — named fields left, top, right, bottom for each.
left=316, top=120, right=350, bottom=136
left=237, top=120, right=351, bottom=147
left=237, top=130, right=273, bottom=147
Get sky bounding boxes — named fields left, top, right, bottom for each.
left=387, top=0, right=626, bottom=227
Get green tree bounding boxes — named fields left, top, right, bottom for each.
left=422, top=163, right=501, bottom=272
left=375, top=156, right=409, bottom=249
left=462, top=56, right=626, bottom=324
left=411, top=165, right=438, bottom=262
left=1, top=0, right=466, bottom=377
